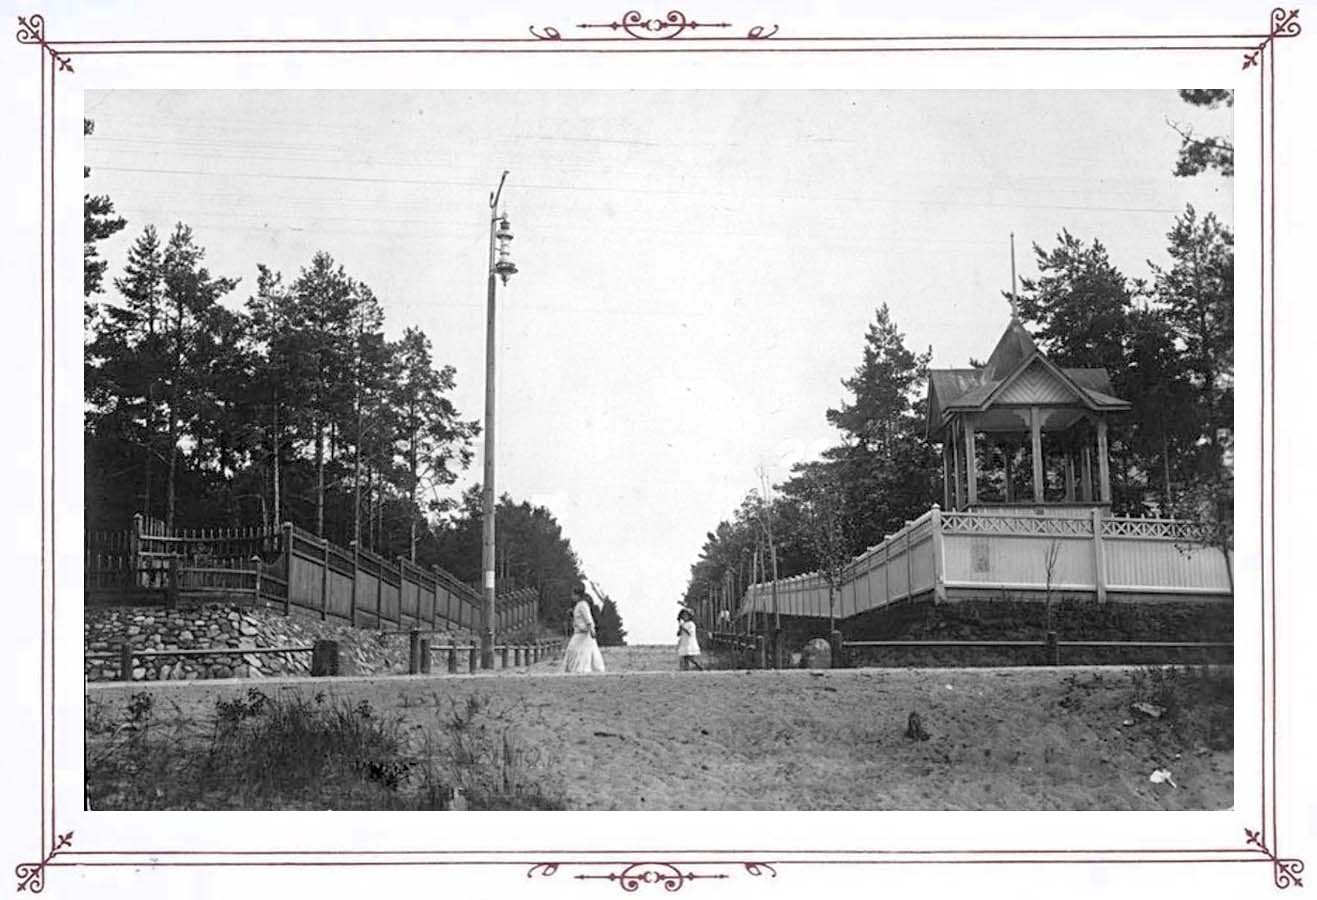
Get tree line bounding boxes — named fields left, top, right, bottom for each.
left=82, top=119, right=625, bottom=641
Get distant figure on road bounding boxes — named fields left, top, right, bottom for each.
left=677, top=608, right=703, bottom=671
left=563, top=585, right=606, bottom=674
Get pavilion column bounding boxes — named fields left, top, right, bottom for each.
left=963, top=416, right=978, bottom=506
left=1096, top=417, right=1112, bottom=504
left=1002, top=441, right=1014, bottom=503
left=1064, top=441, right=1076, bottom=502
left=952, top=418, right=965, bottom=510
left=1030, top=406, right=1044, bottom=503
left=1081, top=440, right=1093, bottom=503
left=942, top=438, right=953, bottom=510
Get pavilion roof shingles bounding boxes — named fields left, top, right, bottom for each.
left=925, top=316, right=1130, bottom=438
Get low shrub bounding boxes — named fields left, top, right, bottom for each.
left=86, top=688, right=565, bottom=810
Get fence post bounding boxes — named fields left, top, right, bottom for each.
left=349, top=541, right=359, bottom=628
left=829, top=629, right=845, bottom=669
left=468, top=645, right=479, bottom=674
left=282, top=522, right=294, bottom=616
left=930, top=505, right=947, bottom=603
left=755, top=635, right=767, bottom=670
left=130, top=513, right=143, bottom=587
left=167, top=556, right=180, bottom=609
left=905, top=522, right=914, bottom=602
left=251, top=555, right=263, bottom=606
left=1091, top=508, right=1108, bottom=603
left=448, top=646, right=458, bottom=674
left=408, top=628, right=422, bottom=675
left=419, top=638, right=432, bottom=674
left=376, top=553, right=384, bottom=630
left=398, top=557, right=407, bottom=629
left=1045, top=630, right=1060, bottom=666
left=311, top=640, right=339, bottom=676
left=320, top=538, right=330, bottom=621
left=119, top=642, right=133, bottom=681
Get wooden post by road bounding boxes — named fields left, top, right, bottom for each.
left=119, top=642, right=133, bottom=681
left=408, top=629, right=422, bottom=675
left=320, top=538, right=330, bottom=621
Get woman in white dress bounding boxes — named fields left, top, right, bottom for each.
left=563, top=586, right=606, bottom=674
left=677, top=608, right=702, bottom=671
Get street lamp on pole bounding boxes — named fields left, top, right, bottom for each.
left=481, top=171, right=517, bottom=670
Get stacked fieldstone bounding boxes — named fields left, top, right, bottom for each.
left=85, top=603, right=473, bottom=682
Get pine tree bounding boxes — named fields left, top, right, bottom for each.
left=390, top=326, right=478, bottom=561
left=1016, top=231, right=1132, bottom=372
left=1151, top=205, right=1234, bottom=538
left=158, top=223, right=239, bottom=528
left=818, top=304, right=937, bottom=547
left=286, top=252, right=359, bottom=536
left=83, top=119, right=126, bottom=298
left=1168, top=90, right=1233, bottom=178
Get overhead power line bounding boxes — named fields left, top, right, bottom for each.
left=92, top=165, right=1181, bottom=215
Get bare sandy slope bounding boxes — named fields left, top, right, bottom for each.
left=87, top=646, right=1231, bottom=811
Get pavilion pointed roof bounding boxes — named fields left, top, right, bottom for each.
left=925, top=316, right=1130, bottom=439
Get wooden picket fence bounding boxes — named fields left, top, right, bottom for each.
left=85, top=514, right=540, bottom=635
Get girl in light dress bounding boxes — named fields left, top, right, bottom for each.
left=677, top=608, right=703, bottom=671
left=563, top=585, right=607, bottom=674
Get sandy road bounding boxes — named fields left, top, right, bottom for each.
left=87, top=646, right=1231, bottom=811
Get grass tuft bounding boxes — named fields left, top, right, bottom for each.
left=87, top=687, right=565, bottom=810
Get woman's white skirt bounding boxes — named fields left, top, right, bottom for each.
left=563, top=632, right=606, bottom=673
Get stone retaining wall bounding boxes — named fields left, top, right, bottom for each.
left=85, top=603, right=475, bottom=682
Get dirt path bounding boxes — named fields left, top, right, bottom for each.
left=88, top=655, right=1231, bottom=811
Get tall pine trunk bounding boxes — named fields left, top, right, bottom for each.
left=408, top=410, right=419, bottom=563
left=166, top=408, right=178, bottom=530
left=142, top=383, right=154, bottom=520
left=271, top=399, right=281, bottom=525
left=315, top=419, right=325, bottom=537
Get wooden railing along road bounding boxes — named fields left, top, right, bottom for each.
left=86, top=514, right=539, bottom=636
left=737, top=506, right=1232, bottom=622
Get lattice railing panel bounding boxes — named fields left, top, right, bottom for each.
left=1102, top=518, right=1213, bottom=542
left=941, top=512, right=1094, bottom=537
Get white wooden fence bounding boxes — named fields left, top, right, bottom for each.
left=739, top=506, right=1232, bottom=620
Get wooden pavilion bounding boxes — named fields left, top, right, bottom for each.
left=926, top=316, right=1131, bottom=512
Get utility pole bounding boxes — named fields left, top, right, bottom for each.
left=480, top=171, right=517, bottom=670
left=757, top=468, right=782, bottom=668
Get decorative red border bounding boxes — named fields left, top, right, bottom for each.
left=11, top=7, right=1305, bottom=894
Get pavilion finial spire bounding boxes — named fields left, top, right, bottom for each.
left=1009, top=232, right=1019, bottom=320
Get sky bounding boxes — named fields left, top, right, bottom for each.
left=83, top=90, right=1233, bottom=643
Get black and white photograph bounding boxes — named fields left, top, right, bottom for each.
left=79, top=88, right=1238, bottom=813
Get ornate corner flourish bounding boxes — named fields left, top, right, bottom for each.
left=1244, top=827, right=1306, bottom=890
left=530, top=10, right=778, bottom=41
left=1243, top=7, right=1301, bottom=69
left=16, top=14, right=74, bottom=72
left=14, top=832, right=73, bottom=893
left=528, top=861, right=777, bottom=891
